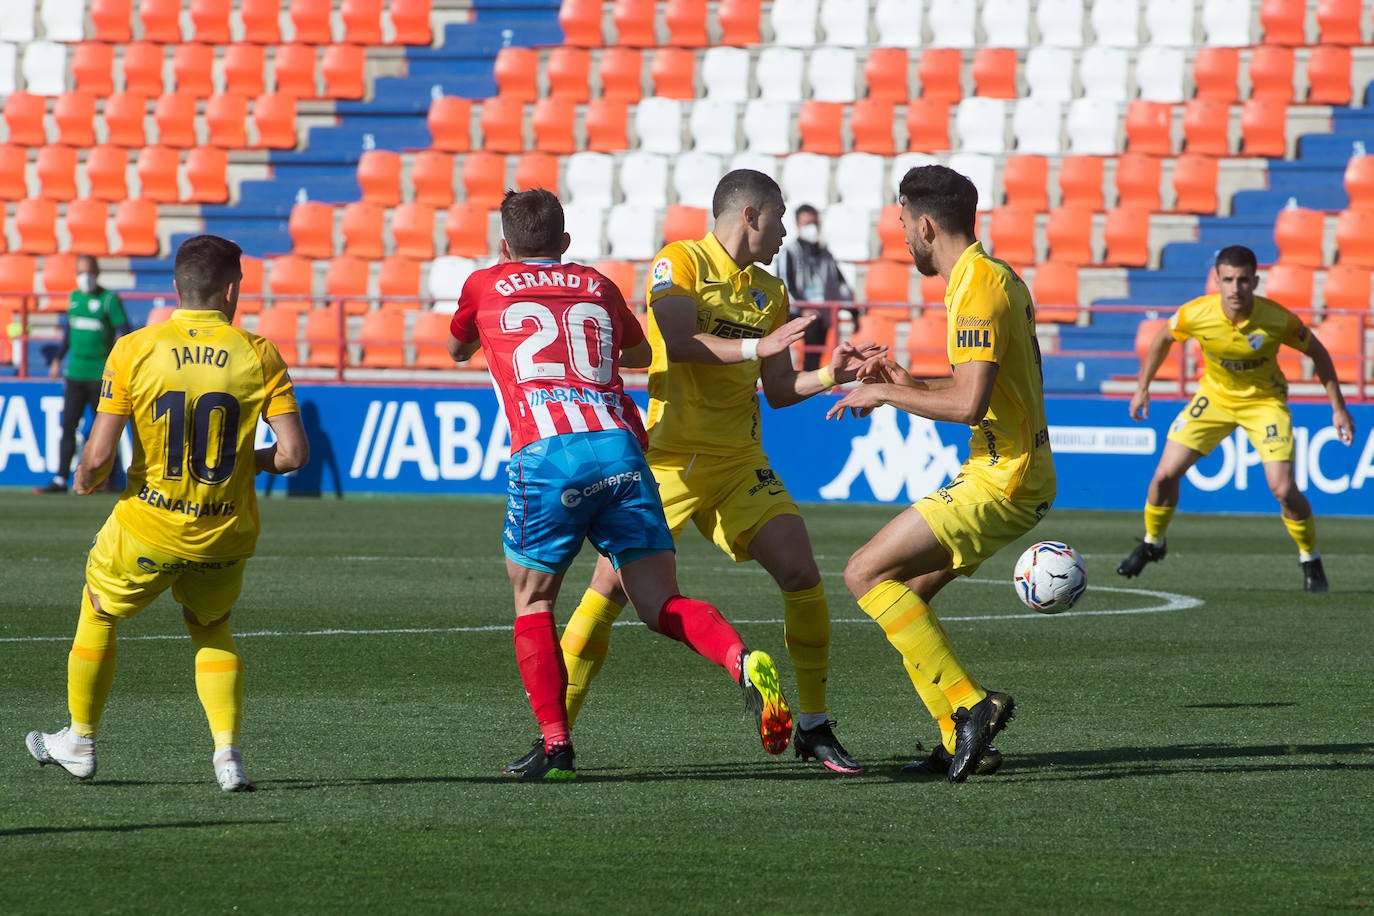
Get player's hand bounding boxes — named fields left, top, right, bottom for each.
left=825, top=383, right=890, bottom=420
left=72, top=468, right=103, bottom=496
left=757, top=314, right=814, bottom=359
left=1129, top=388, right=1149, bottom=421
left=828, top=340, right=888, bottom=384
left=857, top=356, right=916, bottom=389
left=1333, top=406, right=1355, bottom=445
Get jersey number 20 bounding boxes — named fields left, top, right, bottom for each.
left=502, top=301, right=614, bottom=385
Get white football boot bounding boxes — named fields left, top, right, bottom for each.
left=27, top=727, right=97, bottom=780
left=214, top=747, right=255, bottom=792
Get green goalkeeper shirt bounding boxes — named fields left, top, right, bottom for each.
left=62, top=288, right=128, bottom=381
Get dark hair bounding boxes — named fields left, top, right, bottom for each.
left=173, top=235, right=243, bottom=304
left=500, top=188, right=565, bottom=258
left=712, top=169, right=783, bottom=219
left=1214, top=245, right=1257, bottom=272
left=795, top=203, right=820, bottom=220
left=897, top=165, right=978, bottom=238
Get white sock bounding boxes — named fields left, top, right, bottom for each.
left=213, top=747, right=241, bottom=767
left=798, top=712, right=829, bottom=731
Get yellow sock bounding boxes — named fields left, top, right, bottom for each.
left=1283, top=515, right=1317, bottom=559
left=904, top=659, right=957, bottom=753
left=859, top=580, right=985, bottom=713
left=560, top=589, right=624, bottom=728
left=68, top=589, right=117, bottom=738
left=1144, top=504, right=1174, bottom=543
left=186, top=611, right=243, bottom=752
left=783, top=582, right=830, bottom=717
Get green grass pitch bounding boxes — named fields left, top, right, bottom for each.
left=2, top=490, right=1370, bottom=913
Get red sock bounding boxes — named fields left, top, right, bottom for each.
left=658, top=596, right=746, bottom=681
left=513, top=611, right=569, bottom=750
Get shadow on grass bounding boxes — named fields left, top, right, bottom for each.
left=1183, top=702, right=1298, bottom=709
left=1, top=819, right=278, bottom=838
left=256, top=763, right=855, bottom=789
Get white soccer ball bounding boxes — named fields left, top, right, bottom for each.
left=1013, top=540, right=1087, bottom=614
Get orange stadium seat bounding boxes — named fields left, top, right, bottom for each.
left=0, top=254, right=36, bottom=297
left=140, top=0, right=183, bottom=42
left=1183, top=99, right=1231, bottom=155
left=445, top=203, right=491, bottom=258
left=115, top=199, right=159, bottom=255
left=877, top=204, right=908, bottom=261
left=389, top=0, right=433, bottom=45
left=1335, top=209, right=1374, bottom=268
left=378, top=257, right=422, bottom=306
left=1002, top=155, right=1049, bottom=210
left=274, top=44, right=318, bottom=99
left=593, top=260, right=638, bottom=301
left=988, top=207, right=1037, bottom=267
left=1115, top=154, right=1163, bottom=211
left=410, top=311, right=456, bottom=368
left=391, top=202, right=437, bottom=260
left=357, top=150, right=402, bottom=207
left=254, top=93, right=299, bottom=149
left=1249, top=46, right=1295, bottom=101
left=613, top=0, right=658, bottom=47
left=972, top=48, right=1018, bottom=100
left=1125, top=100, right=1173, bottom=156
left=865, top=48, right=910, bottom=102
left=1273, top=206, right=1325, bottom=266
left=718, top=0, right=763, bottom=45
left=173, top=44, right=216, bottom=98
left=340, top=202, right=386, bottom=260
left=531, top=98, right=577, bottom=154
left=341, top=0, right=384, bottom=45
left=290, top=0, right=333, bottom=43
left=855, top=306, right=905, bottom=356
left=358, top=309, right=407, bottom=368
left=145, top=305, right=177, bottom=325
left=206, top=93, right=250, bottom=148
left=17, top=199, right=59, bottom=255
left=91, top=0, right=134, bottom=42
left=1345, top=155, right=1374, bottom=211
left=427, top=97, right=474, bottom=152
left=1259, top=0, right=1306, bottom=45
left=190, top=0, right=233, bottom=42
left=1264, top=262, right=1314, bottom=310
left=480, top=97, right=527, bottom=153
left=1058, top=156, right=1105, bottom=211
left=1103, top=206, right=1151, bottom=267
left=54, top=91, right=97, bottom=148
left=799, top=101, right=844, bottom=155
left=1306, top=45, right=1352, bottom=105
left=240, top=255, right=266, bottom=302
left=1318, top=316, right=1366, bottom=382
left=154, top=93, right=199, bottom=148
left=133, top=146, right=179, bottom=201
left=663, top=205, right=708, bottom=244
left=1240, top=98, right=1287, bottom=157
left=289, top=201, right=335, bottom=259
left=863, top=260, right=912, bottom=305
left=1316, top=0, right=1364, bottom=44
left=4, top=92, right=48, bottom=147
left=412, top=150, right=456, bottom=207
left=666, top=0, right=709, bottom=45
left=1136, top=318, right=1183, bottom=380
left=514, top=152, right=559, bottom=193
left=852, top=99, right=897, bottom=155
left=916, top=48, right=963, bottom=104
left=72, top=45, right=116, bottom=96
left=322, top=45, right=367, bottom=100
left=253, top=308, right=301, bottom=364
left=1322, top=264, right=1372, bottom=311
left=460, top=150, right=506, bottom=209
left=124, top=43, right=165, bottom=97
left=1031, top=261, right=1080, bottom=323
left=40, top=253, right=78, bottom=296
left=36, top=147, right=78, bottom=201
left=1192, top=47, right=1239, bottom=102
left=240, top=0, right=283, bottom=43
left=224, top=46, right=268, bottom=98
left=267, top=256, right=315, bottom=313
left=494, top=47, right=539, bottom=102
left=103, top=92, right=148, bottom=148
left=919, top=272, right=947, bottom=305
left=908, top=311, right=950, bottom=378
left=906, top=99, right=952, bottom=152
left=304, top=305, right=345, bottom=367
left=651, top=48, right=696, bottom=99
left=326, top=256, right=372, bottom=315
left=0, top=146, right=27, bottom=200
left=1172, top=154, right=1220, bottom=214
left=86, top=146, right=130, bottom=202
left=585, top=98, right=630, bottom=152
left=599, top=48, right=644, bottom=102
left=547, top=48, right=592, bottom=103
left=67, top=199, right=111, bottom=256
left=558, top=0, right=605, bottom=47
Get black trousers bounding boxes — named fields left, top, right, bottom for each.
left=57, top=379, right=105, bottom=480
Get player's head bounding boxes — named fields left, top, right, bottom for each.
left=712, top=169, right=787, bottom=264
left=174, top=234, right=243, bottom=316
left=499, top=188, right=570, bottom=261
left=897, top=165, right=978, bottom=277
left=75, top=255, right=99, bottom=294
left=1214, top=245, right=1258, bottom=311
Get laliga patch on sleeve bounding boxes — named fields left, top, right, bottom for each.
left=650, top=258, right=673, bottom=293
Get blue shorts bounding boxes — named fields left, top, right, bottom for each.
left=504, top=430, right=674, bottom=574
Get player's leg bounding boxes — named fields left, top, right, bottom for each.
left=507, top=560, right=576, bottom=778
left=560, top=555, right=627, bottom=728
left=1264, top=460, right=1325, bottom=589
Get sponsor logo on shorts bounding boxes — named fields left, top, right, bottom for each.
left=748, top=467, right=786, bottom=497
left=136, top=555, right=239, bottom=573
left=137, top=556, right=159, bottom=573
left=650, top=258, right=673, bottom=293
left=561, top=470, right=644, bottom=508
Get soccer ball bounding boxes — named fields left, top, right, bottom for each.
left=1013, top=541, right=1087, bottom=614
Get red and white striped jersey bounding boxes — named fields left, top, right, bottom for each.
left=450, top=260, right=648, bottom=454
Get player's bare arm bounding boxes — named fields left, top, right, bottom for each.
left=448, top=335, right=481, bottom=363
left=256, top=411, right=310, bottom=474
left=1129, top=321, right=1178, bottom=421
left=759, top=340, right=889, bottom=408
left=72, top=412, right=127, bottom=495
left=826, top=359, right=997, bottom=424
left=621, top=337, right=652, bottom=369
left=653, top=295, right=813, bottom=364
left=1302, top=334, right=1356, bottom=445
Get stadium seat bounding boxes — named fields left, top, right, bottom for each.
left=1172, top=154, right=1220, bottom=214
left=1125, top=100, right=1174, bottom=155
left=604, top=204, right=655, bottom=260
left=547, top=48, right=591, bottom=103
left=1136, top=318, right=1183, bottom=379
left=531, top=97, right=576, bottom=154
left=843, top=99, right=895, bottom=156
left=819, top=204, right=871, bottom=262
left=1264, top=262, right=1314, bottom=310
left=1059, top=156, right=1105, bottom=211
left=835, top=152, right=886, bottom=209
left=325, top=256, right=371, bottom=315
left=322, top=44, right=366, bottom=100
left=563, top=205, right=605, bottom=262
left=427, top=96, right=473, bottom=152
left=916, top=48, right=962, bottom=105
left=907, top=310, right=950, bottom=378
left=780, top=153, right=831, bottom=208
left=854, top=306, right=904, bottom=359
left=409, top=310, right=456, bottom=367
left=67, top=199, right=110, bottom=256
left=378, top=257, right=421, bottom=306
left=1202, top=0, right=1253, bottom=46
left=587, top=260, right=635, bottom=302
left=387, top=1, right=434, bottom=50
left=1334, top=209, right=1374, bottom=268
left=688, top=100, right=739, bottom=156
left=1002, top=156, right=1049, bottom=210
left=135, top=146, right=179, bottom=202
left=0, top=253, right=36, bottom=299
left=809, top=47, right=858, bottom=103
left=0, top=145, right=27, bottom=200
left=1306, top=45, right=1352, bottom=105
left=206, top=93, right=250, bottom=148
left=1038, top=0, right=1085, bottom=45
left=1079, top=46, right=1131, bottom=103
left=873, top=0, right=923, bottom=45
left=1136, top=46, right=1187, bottom=102
left=23, top=41, right=68, bottom=96
left=1259, top=0, right=1306, bottom=45
left=949, top=152, right=996, bottom=212
left=1011, top=98, right=1063, bottom=156
left=599, top=47, right=644, bottom=102
left=154, top=92, right=199, bottom=148
left=1316, top=0, right=1364, bottom=44
left=1249, top=46, right=1295, bottom=101
left=103, top=92, right=148, bottom=148
left=771, top=0, right=819, bottom=45
left=988, top=207, right=1037, bottom=267
left=139, top=0, right=182, bottom=41
left=565, top=151, right=616, bottom=208
left=1321, top=264, right=1372, bottom=312
left=714, top=0, right=761, bottom=45
left=289, top=201, right=335, bottom=259
left=1183, top=99, right=1231, bottom=156
left=4, top=92, right=47, bottom=147
left=612, top=0, right=657, bottom=46
left=756, top=46, right=805, bottom=102
left=819, top=0, right=870, bottom=45
left=239, top=254, right=265, bottom=303
left=619, top=151, right=669, bottom=207
left=558, top=0, right=604, bottom=47
left=356, top=309, right=406, bottom=368
left=35, top=146, right=76, bottom=202
left=1313, top=314, right=1363, bottom=381
left=254, top=308, right=301, bottom=364
left=223, top=46, right=268, bottom=98
left=479, top=97, right=524, bottom=154
left=1273, top=206, right=1325, bottom=267
left=253, top=93, right=298, bottom=149
left=863, top=48, right=909, bottom=103
left=445, top=202, right=491, bottom=258
left=661, top=0, right=708, bottom=46
left=906, top=98, right=953, bottom=152
left=2, top=5, right=35, bottom=43
left=1024, top=46, right=1074, bottom=103
left=876, top=203, right=907, bottom=261
left=651, top=48, right=696, bottom=100
left=673, top=151, right=723, bottom=209
left=460, top=151, right=505, bottom=209
left=190, top=0, right=233, bottom=42
left=1344, top=155, right=1374, bottom=211
left=114, top=198, right=158, bottom=255
left=1240, top=99, right=1287, bottom=157
left=274, top=44, right=317, bottom=99
left=1046, top=206, right=1094, bottom=265
left=123, top=42, right=164, bottom=97
left=798, top=101, right=844, bottom=156
left=494, top=47, right=539, bottom=102
left=513, top=152, right=558, bottom=194
left=143, top=305, right=177, bottom=326
left=412, top=150, right=455, bottom=207
left=955, top=98, right=1008, bottom=154
left=173, top=44, right=216, bottom=98
left=730, top=151, right=779, bottom=180
left=54, top=91, right=97, bottom=148
left=267, top=256, right=315, bottom=314
left=185, top=146, right=228, bottom=203
left=341, top=203, right=385, bottom=260
left=1116, top=154, right=1163, bottom=210
left=42, top=0, right=87, bottom=42
left=919, top=272, right=948, bottom=305
left=973, top=48, right=1018, bottom=100
left=1103, top=206, right=1151, bottom=267
left=240, top=0, right=283, bottom=43
left=1031, top=261, right=1080, bottom=323
left=662, top=204, right=708, bottom=244
left=982, top=0, right=1032, bottom=47
left=391, top=202, right=437, bottom=260
left=16, top=199, right=58, bottom=255
left=356, top=150, right=401, bottom=207
left=635, top=97, right=684, bottom=155
left=927, top=0, right=975, bottom=47
left=91, top=0, right=133, bottom=42
left=862, top=260, right=912, bottom=306
left=289, top=0, right=332, bottom=43
left=695, top=48, right=746, bottom=106
left=1092, top=0, right=1143, bottom=45
left=71, top=44, right=116, bottom=97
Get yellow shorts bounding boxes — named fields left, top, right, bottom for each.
left=915, top=472, right=1052, bottom=576
left=648, top=447, right=800, bottom=562
left=85, top=515, right=247, bottom=624
left=1166, top=391, right=1294, bottom=462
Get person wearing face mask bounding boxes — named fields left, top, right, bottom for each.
left=36, top=256, right=131, bottom=494
left=774, top=204, right=855, bottom=370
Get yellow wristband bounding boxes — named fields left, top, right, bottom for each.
left=817, top=366, right=835, bottom=389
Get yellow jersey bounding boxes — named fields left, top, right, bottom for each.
left=98, top=308, right=300, bottom=561
left=644, top=233, right=789, bottom=456
left=946, top=242, right=1056, bottom=500
left=1169, top=293, right=1309, bottom=405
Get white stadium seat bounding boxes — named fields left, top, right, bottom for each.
left=1144, top=0, right=1197, bottom=45
left=689, top=99, right=740, bottom=155
left=1079, top=45, right=1131, bottom=103
left=634, top=97, right=684, bottom=155
left=21, top=40, right=65, bottom=95
left=927, top=0, right=977, bottom=48
left=781, top=153, right=833, bottom=208
left=1066, top=97, right=1120, bottom=154
left=770, top=0, right=819, bottom=46
left=1036, top=0, right=1085, bottom=47
left=1201, top=0, right=1251, bottom=46
left=1012, top=98, right=1064, bottom=155
left=948, top=152, right=996, bottom=210
left=819, top=0, right=871, bottom=46
left=889, top=152, right=940, bottom=197
left=0, top=1, right=36, bottom=42
left=742, top=100, right=792, bottom=155
left=618, top=151, right=670, bottom=209
left=427, top=257, right=482, bottom=313
left=1025, top=46, right=1076, bottom=102
left=981, top=0, right=1032, bottom=48
left=605, top=205, right=658, bottom=260
left=40, top=0, right=85, bottom=42
left=1090, top=0, right=1143, bottom=47
left=956, top=97, right=1009, bottom=154
left=756, top=47, right=805, bottom=102
left=564, top=152, right=617, bottom=209
left=873, top=0, right=924, bottom=48
left=835, top=152, right=887, bottom=210
left=563, top=205, right=606, bottom=262
left=0, top=43, right=17, bottom=97
left=1135, top=45, right=1187, bottom=102
left=701, top=47, right=751, bottom=103
left=729, top=151, right=779, bottom=181
left=808, top=47, right=858, bottom=103
left=820, top=205, right=872, bottom=262
left=673, top=151, right=724, bottom=210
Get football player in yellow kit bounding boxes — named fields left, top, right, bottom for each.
left=26, top=235, right=310, bottom=791
left=1118, top=245, right=1354, bottom=592
left=827, top=165, right=1056, bottom=782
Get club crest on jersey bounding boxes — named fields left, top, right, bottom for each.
left=650, top=258, right=673, bottom=293
left=750, top=288, right=768, bottom=310
left=1247, top=333, right=1264, bottom=350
